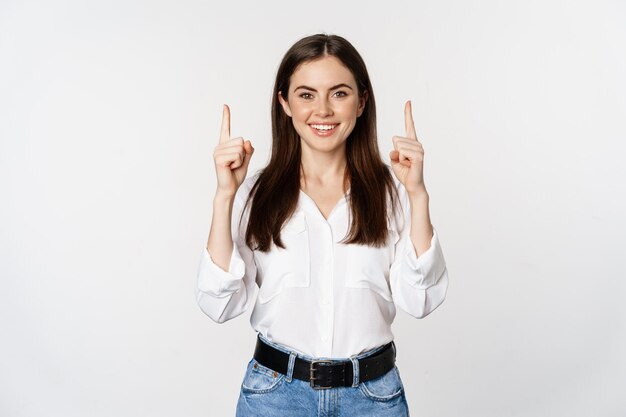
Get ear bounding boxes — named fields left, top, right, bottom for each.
left=356, top=90, right=368, bottom=117
left=278, top=91, right=292, bottom=117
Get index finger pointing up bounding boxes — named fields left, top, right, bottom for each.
left=404, top=100, right=417, bottom=140
left=220, top=104, right=230, bottom=143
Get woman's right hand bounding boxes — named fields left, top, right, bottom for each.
left=213, top=104, right=255, bottom=197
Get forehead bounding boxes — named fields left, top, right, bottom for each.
left=290, top=56, right=356, bottom=89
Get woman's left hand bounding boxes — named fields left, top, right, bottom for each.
left=389, top=100, right=427, bottom=195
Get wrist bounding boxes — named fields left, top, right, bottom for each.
left=407, top=186, right=429, bottom=202
left=214, top=189, right=236, bottom=204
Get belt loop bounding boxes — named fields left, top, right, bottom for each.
left=286, top=352, right=296, bottom=383
left=349, top=356, right=359, bottom=387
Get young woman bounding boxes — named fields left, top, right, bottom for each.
left=197, top=33, right=449, bottom=416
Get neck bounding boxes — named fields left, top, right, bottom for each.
left=299, top=148, right=349, bottom=191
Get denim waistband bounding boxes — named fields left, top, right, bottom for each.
left=256, top=332, right=395, bottom=362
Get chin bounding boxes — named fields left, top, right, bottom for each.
left=300, top=138, right=347, bottom=153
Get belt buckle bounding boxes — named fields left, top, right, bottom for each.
left=310, top=360, right=333, bottom=390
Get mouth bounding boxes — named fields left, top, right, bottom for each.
left=309, top=123, right=339, bottom=137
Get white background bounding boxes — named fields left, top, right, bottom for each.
left=1, top=0, right=625, bottom=416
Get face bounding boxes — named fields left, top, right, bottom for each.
left=278, top=55, right=367, bottom=154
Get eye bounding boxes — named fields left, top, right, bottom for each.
left=333, top=90, right=348, bottom=98
left=299, top=92, right=313, bottom=99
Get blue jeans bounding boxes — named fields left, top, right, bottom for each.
left=236, top=333, right=410, bottom=416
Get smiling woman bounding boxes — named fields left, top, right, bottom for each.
left=197, top=33, right=449, bottom=417
left=278, top=57, right=366, bottom=151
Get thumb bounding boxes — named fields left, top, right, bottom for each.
left=242, top=140, right=254, bottom=165
left=389, top=149, right=399, bottom=163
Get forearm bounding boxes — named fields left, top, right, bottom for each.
left=407, top=188, right=433, bottom=257
left=207, top=191, right=236, bottom=272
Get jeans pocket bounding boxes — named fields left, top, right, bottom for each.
left=241, top=358, right=286, bottom=394
left=358, top=365, right=404, bottom=401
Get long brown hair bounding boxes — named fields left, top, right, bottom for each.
left=242, top=33, right=400, bottom=251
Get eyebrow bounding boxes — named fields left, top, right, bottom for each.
left=293, top=83, right=353, bottom=92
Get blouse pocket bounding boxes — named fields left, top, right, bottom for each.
left=255, top=212, right=311, bottom=304
left=344, top=228, right=399, bottom=302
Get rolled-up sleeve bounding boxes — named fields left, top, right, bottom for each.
left=195, top=186, right=257, bottom=324
left=389, top=185, right=449, bottom=318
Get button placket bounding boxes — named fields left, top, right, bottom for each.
left=323, top=223, right=335, bottom=348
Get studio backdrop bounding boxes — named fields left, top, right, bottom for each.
left=1, top=0, right=625, bottom=416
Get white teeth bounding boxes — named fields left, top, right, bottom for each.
left=311, top=124, right=337, bottom=131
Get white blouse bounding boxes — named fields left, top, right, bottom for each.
left=196, top=169, right=449, bottom=359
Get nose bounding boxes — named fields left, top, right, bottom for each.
left=315, top=97, right=333, bottom=117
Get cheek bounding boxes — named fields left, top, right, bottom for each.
left=338, top=106, right=359, bottom=122
left=340, top=99, right=359, bottom=115
left=290, top=108, right=311, bottom=134
left=289, top=106, right=308, bottom=122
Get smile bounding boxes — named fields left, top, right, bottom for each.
left=309, top=123, right=338, bottom=136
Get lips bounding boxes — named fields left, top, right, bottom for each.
left=309, top=123, right=339, bottom=137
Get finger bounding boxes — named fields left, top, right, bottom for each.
left=393, top=136, right=423, bottom=149
left=215, top=152, right=243, bottom=168
left=404, top=100, right=417, bottom=140
left=243, top=140, right=254, bottom=157
left=230, top=158, right=243, bottom=169
left=396, top=146, right=424, bottom=159
left=242, top=141, right=254, bottom=167
left=217, top=137, right=245, bottom=150
left=397, top=147, right=424, bottom=163
left=220, top=104, right=230, bottom=143
left=214, top=147, right=245, bottom=162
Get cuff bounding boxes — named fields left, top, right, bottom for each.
left=197, top=244, right=246, bottom=297
left=402, top=228, right=447, bottom=289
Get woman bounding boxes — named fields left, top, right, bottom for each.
left=197, top=33, right=449, bottom=416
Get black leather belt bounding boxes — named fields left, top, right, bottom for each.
left=252, top=334, right=396, bottom=390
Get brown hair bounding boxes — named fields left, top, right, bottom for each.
left=242, top=33, right=400, bottom=251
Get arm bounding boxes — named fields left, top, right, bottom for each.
left=389, top=184, right=448, bottom=318
left=408, top=188, right=433, bottom=257
left=196, top=186, right=257, bottom=323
